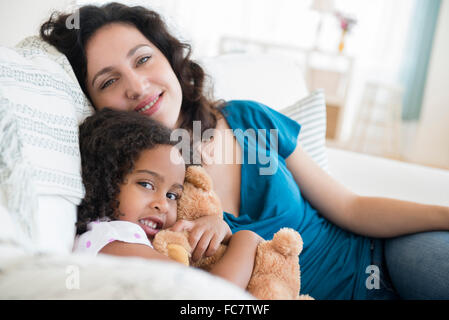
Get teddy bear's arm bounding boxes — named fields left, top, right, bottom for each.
left=167, top=244, right=190, bottom=266
left=152, top=230, right=192, bottom=266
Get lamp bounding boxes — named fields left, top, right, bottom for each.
left=311, top=0, right=335, bottom=49
left=311, top=0, right=335, bottom=13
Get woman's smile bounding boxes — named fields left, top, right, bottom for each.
left=135, top=92, right=164, bottom=116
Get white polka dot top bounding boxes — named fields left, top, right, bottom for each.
left=72, top=220, right=153, bottom=256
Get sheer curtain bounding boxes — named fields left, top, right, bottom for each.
left=399, top=0, right=442, bottom=121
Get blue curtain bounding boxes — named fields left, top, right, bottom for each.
left=399, top=0, right=442, bottom=121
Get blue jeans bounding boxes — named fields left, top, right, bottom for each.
left=365, top=238, right=400, bottom=300
left=366, top=231, right=449, bottom=300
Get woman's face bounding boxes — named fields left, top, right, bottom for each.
left=85, top=23, right=183, bottom=129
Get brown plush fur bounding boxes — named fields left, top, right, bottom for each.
left=247, top=228, right=313, bottom=300
left=152, top=165, right=313, bottom=300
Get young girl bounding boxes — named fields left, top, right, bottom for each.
left=73, top=108, right=262, bottom=289
left=42, top=3, right=449, bottom=299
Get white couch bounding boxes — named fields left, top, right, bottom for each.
left=1, top=40, right=448, bottom=300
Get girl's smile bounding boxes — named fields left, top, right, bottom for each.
left=138, top=216, right=163, bottom=238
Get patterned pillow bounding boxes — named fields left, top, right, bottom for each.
left=0, top=37, right=94, bottom=252
left=279, top=89, right=328, bottom=171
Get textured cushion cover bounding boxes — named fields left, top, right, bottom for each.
left=0, top=36, right=94, bottom=253
left=280, top=89, right=328, bottom=171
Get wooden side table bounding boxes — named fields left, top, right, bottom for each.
left=305, top=50, right=354, bottom=141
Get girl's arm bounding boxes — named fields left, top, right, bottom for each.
left=286, top=142, right=449, bottom=238
left=208, top=230, right=263, bottom=289
left=99, top=241, right=176, bottom=263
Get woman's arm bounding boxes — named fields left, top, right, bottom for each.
left=208, top=230, right=263, bottom=289
left=348, top=196, right=449, bottom=237
left=286, top=142, right=449, bottom=238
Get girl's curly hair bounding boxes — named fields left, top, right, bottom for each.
left=76, top=108, right=177, bottom=234
left=40, top=2, right=222, bottom=144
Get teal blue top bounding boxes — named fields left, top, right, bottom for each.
left=221, top=100, right=372, bottom=300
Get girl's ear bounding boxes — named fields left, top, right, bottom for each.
left=112, top=206, right=124, bottom=220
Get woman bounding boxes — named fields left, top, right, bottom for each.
left=40, top=2, right=449, bottom=300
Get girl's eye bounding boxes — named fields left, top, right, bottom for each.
left=137, top=56, right=151, bottom=66
left=100, top=78, right=116, bottom=90
left=166, top=192, right=180, bottom=201
left=138, top=181, right=154, bottom=190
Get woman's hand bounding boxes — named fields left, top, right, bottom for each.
left=169, top=215, right=232, bottom=262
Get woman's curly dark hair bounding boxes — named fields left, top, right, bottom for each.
left=76, top=108, right=178, bottom=234
left=40, top=2, right=223, bottom=141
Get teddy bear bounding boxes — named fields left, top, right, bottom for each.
left=152, top=165, right=313, bottom=300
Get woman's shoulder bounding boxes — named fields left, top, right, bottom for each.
left=222, top=100, right=279, bottom=123
left=223, top=99, right=271, bottom=112
left=221, top=99, right=301, bottom=158
left=222, top=99, right=299, bottom=130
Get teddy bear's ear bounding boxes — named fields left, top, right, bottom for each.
left=185, top=165, right=213, bottom=191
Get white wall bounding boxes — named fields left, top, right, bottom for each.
left=0, top=0, right=72, bottom=47
left=409, top=0, right=449, bottom=169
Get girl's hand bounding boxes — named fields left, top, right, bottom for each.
left=169, top=215, right=232, bottom=262
left=208, top=230, right=263, bottom=289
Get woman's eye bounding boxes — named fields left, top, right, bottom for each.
left=100, top=78, right=116, bottom=90
left=137, top=56, right=151, bottom=66
left=138, top=181, right=154, bottom=190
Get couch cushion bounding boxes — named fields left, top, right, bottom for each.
left=279, top=89, right=328, bottom=171
left=0, top=36, right=94, bottom=253
left=200, top=53, right=309, bottom=110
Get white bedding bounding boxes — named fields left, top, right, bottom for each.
left=0, top=244, right=254, bottom=300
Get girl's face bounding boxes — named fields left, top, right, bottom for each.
left=85, top=23, right=183, bottom=129
left=116, top=145, right=185, bottom=241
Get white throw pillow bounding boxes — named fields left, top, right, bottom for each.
left=0, top=37, right=94, bottom=254
left=279, top=89, right=329, bottom=171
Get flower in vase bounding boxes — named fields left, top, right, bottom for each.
left=335, top=11, right=357, bottom=33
